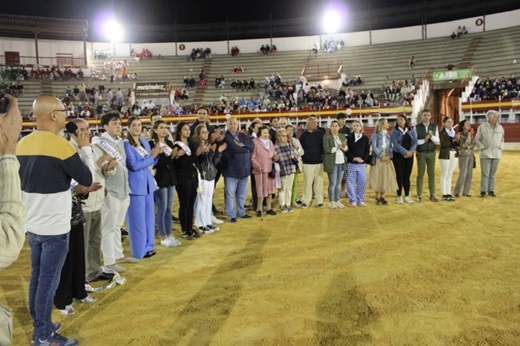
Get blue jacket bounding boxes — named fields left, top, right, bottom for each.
left=391, top=128, right=418, bottom=155
left=124, top=138, right=158, bottom=195
left=371, top=132, right=393, bottom=159
left=221, top=130, right=254, bottom=179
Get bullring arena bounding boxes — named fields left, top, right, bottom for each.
left=1, top=2, right=520, bottom=345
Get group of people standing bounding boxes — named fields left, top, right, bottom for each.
left=3, top=93, right=505, bottom=346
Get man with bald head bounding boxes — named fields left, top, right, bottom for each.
left=17, top=96, right=92, bottom=346
left=221, top=117, right=254, bottom=222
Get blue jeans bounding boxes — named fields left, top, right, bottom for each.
left=28, top=232, right=69, bottom=342
left=327, top=164, right=345, bottom=202
left=224, top=176, right=249, bottom=219
left=154, top=186, right=174, bottom=237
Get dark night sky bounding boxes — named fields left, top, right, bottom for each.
left=2, top=0, right=519, bottom=42
left=2, top=0, right=435, bottom=24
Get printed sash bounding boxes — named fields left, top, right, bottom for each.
left=94, top=139, right=126, bottom=169
left=174, top=140, right=191, bottom=156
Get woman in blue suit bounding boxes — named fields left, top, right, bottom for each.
left=124, top=117, right=164, bottom=259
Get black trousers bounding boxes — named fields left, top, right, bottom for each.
left=392, top=153, right=414, bottom=196
left=176, top=175, right=198, bottom=233
left=54, top=222, right=87, bottom=309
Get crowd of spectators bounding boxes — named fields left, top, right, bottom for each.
left=0, top=81, right=24, bottom=97
left=260, top=44, right=277, bottom=55
left=451, top=26, right=468, bottom=39
left=322, top=39, right=344, bottom=53
left=382, top=80, right=416, bottom=106
left=131, top=48, right=153, bottom=61
left=189, top=48, right=212, bottom=61
left=0, top=66, right=84, bottom=81
left=231, top=46, right=240, bottom=56
left=93, top=49, right=113, bottom=59
left=469, top=76, right=519, bottom=101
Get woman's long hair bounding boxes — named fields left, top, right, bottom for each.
left=191, top=123, right=208, bottom=146
left=127, top=116, right=141, bottom=147
left=375, top=118, right=386, bottom=134
left=396, top=114, right=412, bottom=130
left=175, top=121, right=190, bottom=142
left=151, top=120, right=167, bottom=143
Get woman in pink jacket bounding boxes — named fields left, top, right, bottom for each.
left=251, top=126, right=278, bottom=217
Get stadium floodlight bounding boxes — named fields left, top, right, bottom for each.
left=323, top=10, right=342, bottom=34
left=103, top=19, right=123, bottom=43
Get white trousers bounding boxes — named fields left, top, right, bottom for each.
left=302, top=164, right=324, bottom=205
left=279, top=174, right=295, bottom=207
left=194, top=179, right=215, bottom=228
left=101, top=194, right=129, bottom=266
left=439, top=151, right=458, bottom=195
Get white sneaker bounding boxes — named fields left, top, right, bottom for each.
left=405, top=196, right=414, bottom=204
left=79, top=295, right=97, bottom=304
left=349, top=202, right=357, bottom=207
left=396, top=196, right=403, bottom=204
left=207, top=225, right=220, bottom=232
left=211, top=215, right=224, bottom=224
left=335, top=201, right=345, bottom=209
left=59, top=305, right=75, bottom=316
left=161, top=238, right=178, bottom=247
left=169, top=236, right=182, bottom=245
left=357, top=202, right=366, bottom=207
left=328, top=202, right=337, bottom=209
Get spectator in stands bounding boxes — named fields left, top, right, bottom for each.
left=475, top=110, right=504, bottom=197
left=451, top=32, right=456, bottom=39
left=369, top=118, right=398, bottom=205
left=391, top=114, right=417, bottom=204
left=409, top=55, right=416, bottom=68
left=453, top=119, right=475, bottom=198
left=445, top=63, right=455, bottom=70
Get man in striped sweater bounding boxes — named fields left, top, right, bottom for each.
left=17, top=96, right=93, bottom=346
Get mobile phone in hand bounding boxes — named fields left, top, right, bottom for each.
left=0, top=93, right=10, bottom=114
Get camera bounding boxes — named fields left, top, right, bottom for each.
left=0, top=91, right=11, bottom=114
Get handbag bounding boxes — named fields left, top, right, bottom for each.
left=369, top=155, right=377, bottom=166
left=268, top=162, right=276, bottom=179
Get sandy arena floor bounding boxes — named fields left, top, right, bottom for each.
left=1, top=152, right=519, bottom=345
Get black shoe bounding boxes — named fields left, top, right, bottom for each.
left=266, top=209, right=277, bottom=216
left=121, top=228, right=129, bottom=236
left=90, top=272, right=115, bottom=282
left=256, top=210, right=262, bottom=217
left=296, top=200, right=302, bottom=205
left=376, top=198, right=382, bottom=205
left=240, top=214, right=252, bottom=219
left=380, top=198, right=388, bottom=205
left=488, top=191, right=497, bottom=197
left=480, top=191, right=486, bottom=197
left=212, top=207, right=223, bottom=216
left=181, top=232, right=194, bottom=240
left=143, top=250, right=156, bottom=258
left=317, top=204, right=324, bottom=208
left=191, top=230, right=201, bottom=238
left=172, top=216, right=180, bottom=223
left=229, top=218, right=237, bottom=223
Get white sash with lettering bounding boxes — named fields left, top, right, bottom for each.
left=158, top=142, right=173, bottom=156
left=94, top=139, right=127, bottom=170
left=174, top=140, right=191, bottom=156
